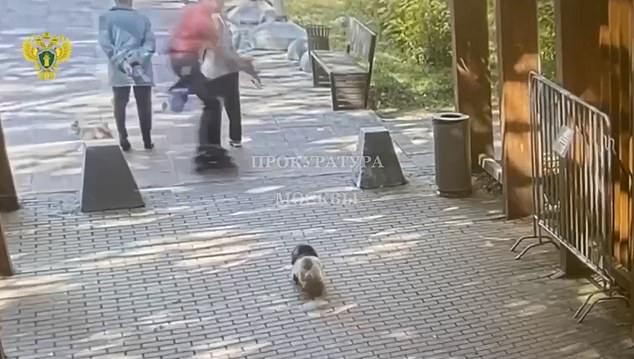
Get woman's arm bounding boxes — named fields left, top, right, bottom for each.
left=140, top=17, right=156, bottom=59
left=208, top=15, right=248, bottom=65
left=98, top=14, right=127, bottom=71
left=97, top=15, right=115, bottom=59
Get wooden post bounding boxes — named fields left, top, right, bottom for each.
left=601, top=0, right=634, bottom=341
left=0, top=338, right=6, bottom=359
left=448, top=0, right=494, bottom=169
left=0, top=117, right=16, bottom=276
left=556, top=0, right=634, bottom=339
left=555, top=0, right=606, bottom=105
left=0, top=116, right=18, bottom=212
left=554, top=0, right=608, bottom=277
left=0, top=220, right=14, bottom=277
left=598, top=0, right=634, bottom=275
left=495, top=0, right=539, bottom=219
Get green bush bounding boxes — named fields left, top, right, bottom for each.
left=342, top=0, right=380, bottom=23
left=376, top=0, right=451, bottom=66
left=349, top=0, right=454, bottom=110
left=538, top=0, right=556, bottom=79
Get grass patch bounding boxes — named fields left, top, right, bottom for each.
left=286, top=0, right=453, bottom=113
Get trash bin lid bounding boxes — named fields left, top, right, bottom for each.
left=433, top=112, right=469, bottom=124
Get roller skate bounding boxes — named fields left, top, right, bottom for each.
left=194, top=145, right=235, bottom=172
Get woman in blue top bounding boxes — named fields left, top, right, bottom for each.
left=98, top=0, right=156, bottom=151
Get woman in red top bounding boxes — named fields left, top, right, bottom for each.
left=167, top=0, right=220, bottom=96
left=167, top=0, right=258, bottom=169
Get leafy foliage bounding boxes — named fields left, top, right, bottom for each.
left=376, top=0, right=451, bottom=66
left=538, top=0, right=556, bottom=79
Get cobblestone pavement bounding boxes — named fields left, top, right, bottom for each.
left=1, top=176, right=634, bottom=359
left=1, top=1, right=634, bottom=359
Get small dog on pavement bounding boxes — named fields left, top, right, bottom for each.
left=291, top=244, right=325, bottom=299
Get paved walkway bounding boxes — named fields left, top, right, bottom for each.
left=1, top=0, right=430, bottom=194
left=1, top=1, right=634, bottom=358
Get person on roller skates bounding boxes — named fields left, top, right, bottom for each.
left=165, top=0, right=260, bottom=114
left=167, top=0, right=260, bottom=171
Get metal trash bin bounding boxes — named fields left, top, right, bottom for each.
left=304, top=24, right=331, bottom=51
left=432, top=112, right=472, bottom=197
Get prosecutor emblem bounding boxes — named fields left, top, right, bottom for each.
left=22, top=32, right=72, bottom=80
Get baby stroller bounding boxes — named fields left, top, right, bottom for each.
left=161, top=52, right=196, bottom=113
left=162, top=81, right=190, bottom=113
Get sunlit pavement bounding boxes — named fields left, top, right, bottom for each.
left=1, top=1, right=634, bottom=358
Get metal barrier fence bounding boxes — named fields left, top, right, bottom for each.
left=511, top=72, right=628, bottom=322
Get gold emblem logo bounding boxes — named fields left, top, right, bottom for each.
left=22, top=32, right=72, bottom=80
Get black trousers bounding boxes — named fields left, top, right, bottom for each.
left=112, top=86, right=152, bottom=145
left=196, top=72, right=242, bottom=147
left=170, top=54, right=242, bottom=147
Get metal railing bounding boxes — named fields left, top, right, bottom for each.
left=511, top=72, right=628, bottom=322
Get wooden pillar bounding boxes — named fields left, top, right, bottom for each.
left=0, top=117, right=18, bottom=212
left=496, top=0, right=539, bottom=219
left=448, top=0, right=494, bottom=168
left=602, top=0, right=634, bottom=340
left=605, top=0, right=634, bottom=288
left=554, top=0, right=608, bottom=277
left=555, top=0, right=607, bottom=105
left=0, top=221, right=13, bottom=277
left=0, top=116, right=16, bottom=277
left=557, top=0, right=634, bottom=339
left=0, top=337, right=6, bottom=359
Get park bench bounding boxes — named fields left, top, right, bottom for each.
left=303, top=24, right=331, bottom=86
left=310, top=17, right=377, bottom=111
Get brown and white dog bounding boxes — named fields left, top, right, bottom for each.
left=291, top=244, right=325, bottom=299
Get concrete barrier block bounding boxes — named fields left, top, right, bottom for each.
left=353, top=127, right=407, bottom=189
